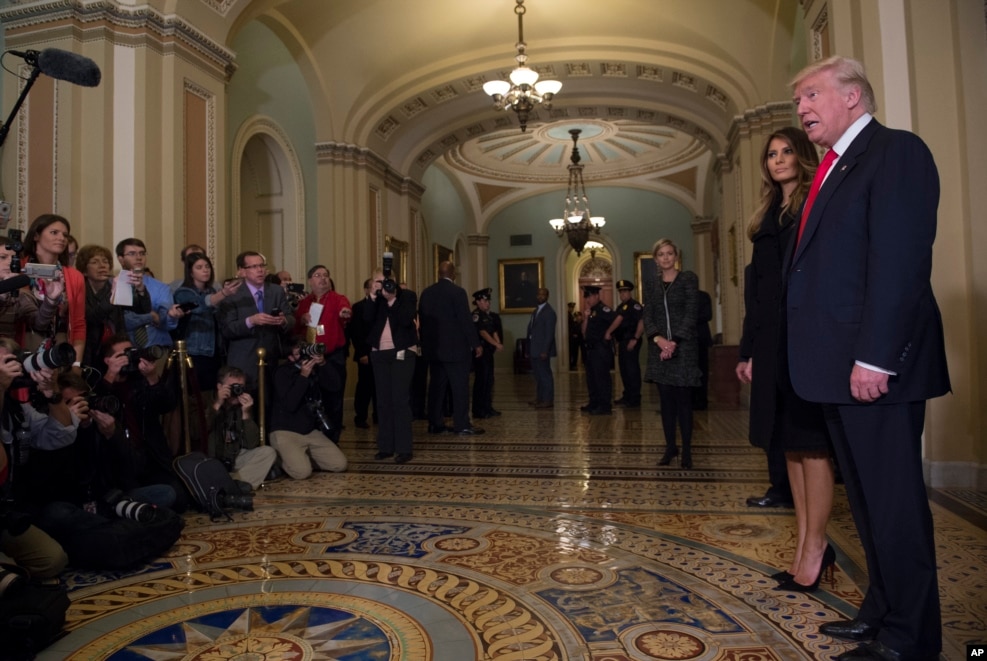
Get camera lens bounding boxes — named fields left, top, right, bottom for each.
left=115, top=499, right=157, bottom=523
left=230, top=383, right=245, bottom=396
left=22, top=342, right=76, bottom=374
left=218, top=493, right=254, bottom=511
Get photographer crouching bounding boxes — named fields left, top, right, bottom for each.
left=0, top=337, right=71, bottom=580
left=209, top=366, right=277, bottom=489
left=92, top=333, right=191, bottom=512
left=269, top=337, right=348, bottom=480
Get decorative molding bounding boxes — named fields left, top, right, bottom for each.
left=315, top=142, right=426, bottom=201
left=197, top=0, right=238, bottom=18
left=466, top=233, right=490, bottom=247
left=579, top=258, right=613, bottom=279
left=691, top=215, right=715, bottom=234
left=183, top=78, right=217, bottom=260
left=0, top=1, right=236, bottom=82
left=811, top=5, right=829, bottom=62
left=724, top=102, right=794, bottom=160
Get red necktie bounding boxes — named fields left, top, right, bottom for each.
left=796, top=149, right=838, bottom=246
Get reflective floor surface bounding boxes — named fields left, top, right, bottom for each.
left=42, top=371, right=986, bottom=660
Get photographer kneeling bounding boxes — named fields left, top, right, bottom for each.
left=269, top=338, right=348, bottom=480
left=209, top=366, right=277, bottom=489
left=0, top=337, right=74, bottom=579
left=93, top=333, right=190, bottom=512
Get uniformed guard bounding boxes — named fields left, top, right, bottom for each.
left=580, top=285, right=616, bottom=414
left=604, top=279, right=644, bottom=407
left=471, top=288, right=502, bottom=418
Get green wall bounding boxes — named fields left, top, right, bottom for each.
left=227, top=21, right=319, bottom=266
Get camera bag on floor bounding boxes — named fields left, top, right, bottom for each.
left=173, top=451, right=244, bottom=521
left=0, top=564, right=69, bottom=661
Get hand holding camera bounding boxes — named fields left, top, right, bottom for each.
left=65, top=394, right=91, bottom=424
left=0, top=354, right=24, bottom=391
left=129, top=267, right=145, bottom=291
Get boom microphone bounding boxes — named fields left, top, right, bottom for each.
left=8, top=48, right=101, bottom=87
left=0, top=275, right=30, bottom=296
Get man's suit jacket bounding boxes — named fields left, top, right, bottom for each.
left=786, top=119, right=950, bottom=404
left=418, top=278, right=479, bottom=362
left=528, top=303, right=557, bottom=358
left=219, top=282, right=294, bottom=384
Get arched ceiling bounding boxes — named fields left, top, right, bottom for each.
left=215, top=0, right=803, bottom=206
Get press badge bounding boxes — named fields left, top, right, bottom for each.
left=397, top=350, right=406, bottom=360
left=316, top=324, right=325, bottom=335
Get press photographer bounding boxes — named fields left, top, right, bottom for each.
left=208, top=366, right=277, bottom=490
left=92, top=333, right=190, bottom=512
left=268, top=337, right=348, bottom=480
left=0, top=337, right=71, bottom=582
left=14, top=370, right=183, bottom=571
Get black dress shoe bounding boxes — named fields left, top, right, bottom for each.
left=745, top=494, right=794, bottom=508
left=472, top=413, right=488, bottom=419
left=579, top=404, right=593, bottom=412
left=427, top=424, right=451, bottom=434
left=588, top=408, right=612, bottom=415
left=820, top=618, right=879, bottom=642
left=394, top=453, right=413, bottom=464
left=486, top=409, right=502, bottom=416
left=355, top=420, right=370, bottom=429
left=374, top=451, right=393, bottom=460
left=613, top=398, right=626, bottom=405
left=456, top=426, right=485, bottom=435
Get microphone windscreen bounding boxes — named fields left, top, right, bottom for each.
left=0, top=275, right=31, bottom=296
left=37, top=48, right=101, bottom=87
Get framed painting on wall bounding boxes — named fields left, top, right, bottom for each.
left=635, top=251, right=658, bottom=307
left=433, top=243, right=453, bottom=282
left=498, top=257, right=543, bottom=313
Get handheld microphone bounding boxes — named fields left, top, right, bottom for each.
left=7, top=48, right=101, bottom=87
left=0, top=275, right=30, bottom=296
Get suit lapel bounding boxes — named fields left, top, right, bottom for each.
left=791, top=120, right=882, bottom=266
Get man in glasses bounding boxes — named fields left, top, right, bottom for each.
left=116, top=238, right=185, bottom=348
left=218, top=251, right=294, bottom=402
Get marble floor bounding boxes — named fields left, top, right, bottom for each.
left=42, top=371, right=986, bottom=660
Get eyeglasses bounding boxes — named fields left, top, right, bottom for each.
left=244, top=263, right=267, bottom=269
left=123, top=250, right=147, bottom=258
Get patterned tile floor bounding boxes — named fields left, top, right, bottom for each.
left=41, top=372, right=986, bottom=660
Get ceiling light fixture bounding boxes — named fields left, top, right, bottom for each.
left=482, top=0, right=561, bottom=133
left=549, top=129, right=605, bottom=255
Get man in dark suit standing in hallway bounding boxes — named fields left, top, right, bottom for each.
left=419, top=261, right=483, bottom=435
left=527, top=287, right=556, bottom=408
left=219, top=251, right=294, bottom=400
left=787, top=56, right=949, bottom=661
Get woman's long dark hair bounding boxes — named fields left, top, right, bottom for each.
left=23, top=214, right=72, bottom=266
left=182, top=252, right=214, bottom=290
left=747, top=127, right=819, bottom=239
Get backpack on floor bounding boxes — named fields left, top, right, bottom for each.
left=173, top=452, right=252, bottom=521
left=0, top=565, right=69, bottom=660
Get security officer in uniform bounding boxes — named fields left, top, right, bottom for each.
left=471, top=288, right=503, bottom=419
left=580, top=285, right=616, bottom=415
left=604, top=279, right=644, bottom=408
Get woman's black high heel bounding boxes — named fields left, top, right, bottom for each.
left=774, top=544, right=836, bottom=593
left=658, top=446, right=679, bottom=466
left=770, top=570, right=794, bottom=582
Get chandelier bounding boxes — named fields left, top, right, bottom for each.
left=549, top=129, right=605, bottom=255
left=482, top=0, right=561, bottom=133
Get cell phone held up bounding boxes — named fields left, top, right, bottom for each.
left=177, top=301, right=198, bottom=313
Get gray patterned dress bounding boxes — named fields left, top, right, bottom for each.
left=643, top=270, right=702, bottom=387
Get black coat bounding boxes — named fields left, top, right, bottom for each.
left=738, top=199, right=793, bottom=449
left=365, top=288, right=418, bottom=351
left=418, top=278, right=479, bottom=362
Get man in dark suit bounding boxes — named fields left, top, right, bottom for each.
left=348, top=279, right=376, bottom=429
left=418, top=261, right=483, bottom=435
left=527, top=287, right=556, bottom=408
left=219, top=251, right=294, bottom=400
left=788, top=56, right=949, bottom=661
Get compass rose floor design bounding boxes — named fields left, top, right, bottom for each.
left=38, top=373, right=986, bottom=660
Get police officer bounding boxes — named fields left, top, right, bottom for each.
left=580, top=285, right=616, bottom=415
left=471, top=288, right=502, bottom=419
left=604, top=280, right=644, bottom=407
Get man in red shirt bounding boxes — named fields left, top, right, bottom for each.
left=293, top=265, right=351, bottom=440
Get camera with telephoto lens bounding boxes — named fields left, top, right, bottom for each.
left=306, top=397, right=335, bottom=439
left=4, top=228, right=22, bottom=274
left=299, top=342, right=326, bottom=358
left=381, top=251, right=397, bottom=294
left=86, top=393, right=121, bottom=415
left=122, top=344, right=166, bottom=373
left=217, top=491, right=254, bottom=511
left=102, top=489, right=158, bottom=524
left=21, top=342, right=76, bottom=374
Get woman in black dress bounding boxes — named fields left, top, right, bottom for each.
left=737, top=127, right=835, bottom=592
